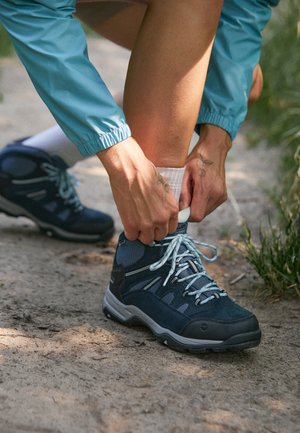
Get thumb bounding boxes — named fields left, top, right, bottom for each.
left=179, top=169, right=192, bottom=210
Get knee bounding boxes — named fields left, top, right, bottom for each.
left=248, top=64, right=264, bottom=107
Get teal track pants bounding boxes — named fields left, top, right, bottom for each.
left=0, top=0, right=279, bottom=155
left=197, top=0, right=279, bottom=139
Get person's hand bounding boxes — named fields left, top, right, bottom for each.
left=180, top=125, right=231, bottom=222
left=97, top=137, right=179, bottom=244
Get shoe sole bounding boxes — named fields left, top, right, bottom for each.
left=103, top=288, right=262, bottom=353
left=0, top=194, right=114, bottom=243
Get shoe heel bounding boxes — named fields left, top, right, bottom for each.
left=0, top=195, right=24, bottom=217
left=103, top=288, right=138, bottom=326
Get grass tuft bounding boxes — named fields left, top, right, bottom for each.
left=243, top=0, right=300, bottom=297
left=242, top=214, right=300, bottom=298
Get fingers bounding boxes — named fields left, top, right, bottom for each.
left=190, top=199, right=218, bottom=222
left=189, top=173, right=206, bottom=222
left=124, top=211, right=179, bottom=245
left=138, top=228, right=156, bottom=245
left=124, top=225, right=139, bottom=241
left=179, top=169, right=192, bottom=210
left=154, top=224, right=169, bottom=241
left=107, top=145, right=180, bottom=245
left=189, top=174, right=227, bottom=222
left=168, top=214, right=179, bottom=234
left=189, top=195, right=206, bottom=222
left=138, top=220, right=177, bottom=244
left=189, top=191, right=227, bottom=221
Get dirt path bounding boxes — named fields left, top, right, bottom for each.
left=0, top=38, right=299, bottom=433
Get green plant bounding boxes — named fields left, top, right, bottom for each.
left=0, top=24, right=13, bottom=57
left=242, top=215, right=300, bottom=297
left=243, top=0, right=300, bottom=297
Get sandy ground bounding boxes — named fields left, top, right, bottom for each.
left=0, top=38, right=299, bottom=433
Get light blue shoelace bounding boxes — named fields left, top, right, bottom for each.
left=42, top=163, right=83, bottom=212
left=149, top=233, right=227, bottom=305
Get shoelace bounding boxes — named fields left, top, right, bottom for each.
left=149, top=233, right=227, bottom=305
left=42, top=163, right=83, bottom=212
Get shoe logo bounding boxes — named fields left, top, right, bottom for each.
left=200, top=323, right=208, bottom=332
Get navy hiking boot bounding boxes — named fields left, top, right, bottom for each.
left=0, top=142, right=114, bottom=242
left=103, top=223, right=261, bottom=353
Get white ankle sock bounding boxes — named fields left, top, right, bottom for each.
left=157, top=166, right=185, bottom=202
left=23, top=125, right=85, bottom=167
left=157, top=167, right=190, bottom=223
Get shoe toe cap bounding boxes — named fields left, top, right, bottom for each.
left=181, top=305, right=260, bottom=341
left=71, top=208, right=114, bottom=235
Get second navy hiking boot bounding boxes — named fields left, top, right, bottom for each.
left=0, top=142, right=114, bottom=242
left=103, top=223, right=261, bottom=353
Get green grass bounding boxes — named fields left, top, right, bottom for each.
left=243, top=0, right=300, bottom=297
left=242, top=214, right=300, bottom=297
left=0, top=24, right=13, bottom=57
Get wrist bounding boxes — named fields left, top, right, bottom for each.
left=198, top=124, right=232, bottom=151
left=97, top=137, right=147, bottom=180
left=189, top=124, right=232, bottom=162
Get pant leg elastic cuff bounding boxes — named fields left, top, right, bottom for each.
left=196, top=110, right=238, bottom=140
left=75, top=123, right=132, bottom=156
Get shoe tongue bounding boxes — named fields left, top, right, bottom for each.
left=173, top=222, right=188, bottom=235
left=51, top=155, right=69, bottom=170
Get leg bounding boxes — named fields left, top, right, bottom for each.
left=181, top=0, right=276, bottom=221
left=20, top=0, right=220, bottom=172
left=102, top=0, right=262, bottom=353
left=80, top=0, right=223, bottom=242
left=123, top=0, right=223, bottom=168
left=79, top=0, right=223, bottom=167
left=22, top=126, right=85, bottom=167
left=76, top=1, right=146, bottom=49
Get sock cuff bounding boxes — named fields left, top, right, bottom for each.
left=157, top=167, right=185, bottom=201
left=157, top=167, right=185, bottom=184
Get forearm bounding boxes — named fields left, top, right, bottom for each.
left=196, top=0, right=276, bottom=140
left=0, top=0, right=131, bottom=156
